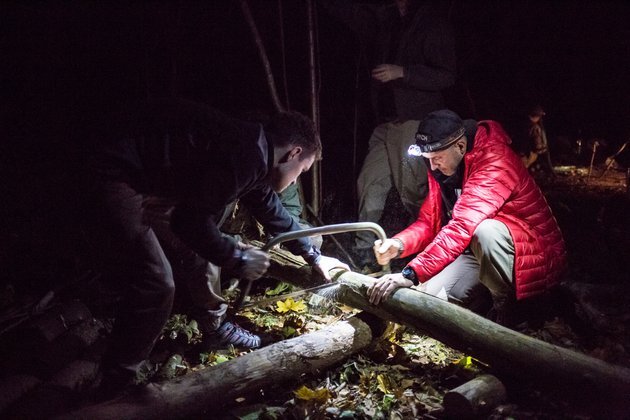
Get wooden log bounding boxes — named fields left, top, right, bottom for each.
left=59, top=315, right=376, bottom=420
left=6, top=360, right=100, bottom=419
left=0, top=374, right=41, bottom=413
left=442, top=374, right=506, bottom=419
left=258, top=246, right=630, bottom=417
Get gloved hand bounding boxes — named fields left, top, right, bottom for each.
left=373, top=238, right=403, bottom=265
left=367, top=273, right=414, bottom=305
left=371, top=64, right=404, bottom=82
left=313, top=255, right=350, bottom=282
left=237, top=247, right=270, bottom=281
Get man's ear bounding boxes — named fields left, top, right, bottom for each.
left=281, top=146, right=303, bottom=163
left=456, top=138, right=467, bottom=154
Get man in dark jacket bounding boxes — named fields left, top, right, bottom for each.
left=321, top=0, right=457, bottom=272
left=88, top=99, right=348, bottom=392
left=366, top=110, right=567, bottom=324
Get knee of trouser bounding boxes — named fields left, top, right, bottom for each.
left=449, top=283, right=493, bottom=315
left=471, top=219, right=503, bottom=254
left=146, top=262, right=176, bottom=304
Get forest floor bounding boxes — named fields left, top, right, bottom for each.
left=0, top=165, right=629, bottom=419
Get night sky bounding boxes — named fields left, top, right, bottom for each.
left=2, top=0, right=630, bottom=228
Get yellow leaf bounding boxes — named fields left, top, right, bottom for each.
left=290, top=299, right=307, bottom=312
left=275, top=297, right=307, bottom=314
left=276, top=300, right=289, bottom=313
left=294, top=385, right=331, bottom=403
left=376, top=373, right=392, bottom=394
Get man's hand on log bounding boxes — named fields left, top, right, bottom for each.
left=313, top=255, right=350, bottom=282
left=367, top=273, right=414, bottom=305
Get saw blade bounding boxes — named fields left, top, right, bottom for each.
left=241, top=283, right=337, bottom=308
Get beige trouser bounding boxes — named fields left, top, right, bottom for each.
left=356, top=120, right=428, bottom=251
left=418, top=219, right=515, bottom=313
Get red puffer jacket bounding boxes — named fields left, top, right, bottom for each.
left=394, top=120, right=566, bottom=300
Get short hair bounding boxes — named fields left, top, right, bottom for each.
left=266, top=111, right=322, bottom=160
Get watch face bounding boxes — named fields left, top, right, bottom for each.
left=402, top=267, right=414, bottom=279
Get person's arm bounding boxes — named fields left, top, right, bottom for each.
left=408, top=147, right=519, bottom=283
left=390, top=176, right=442, bottom=258
left=170, top=159, right=266, bottom=275
left=240, top=184, right=320, bottom=262
left=241, top=184, right=350, bottom=281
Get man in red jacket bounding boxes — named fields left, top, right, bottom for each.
left=367, top=109, right=567, bottom=324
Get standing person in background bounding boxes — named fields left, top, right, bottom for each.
left=523, top=105, right=555, bottom=179
left=321, top=0, right=457, bottom=273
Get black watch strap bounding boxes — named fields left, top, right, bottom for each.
left=401, top=266, right=419, bottom=286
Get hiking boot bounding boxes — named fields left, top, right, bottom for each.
left=208, top=321, right=261, bottom=349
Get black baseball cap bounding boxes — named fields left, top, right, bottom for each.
left=413, top=109, right=467, bottom=154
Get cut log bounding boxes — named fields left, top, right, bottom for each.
left=59, top=314, right=377, bottom=420
left=443, top=374, right=506, bottom=419
left=258, top=245, right=630, bottom=417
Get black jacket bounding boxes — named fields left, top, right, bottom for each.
left=90, top=100, right=318, bottom=267
left=322, top=0, right=456, bottom=122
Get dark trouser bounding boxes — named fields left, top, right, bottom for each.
left=419, top=220, right=515, bottom=315
left=143, top=197, right=228, bottom=332
left=95, top=181, right=176, bottom=375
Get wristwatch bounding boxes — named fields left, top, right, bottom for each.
left=401, top=266, right=419, bottom=286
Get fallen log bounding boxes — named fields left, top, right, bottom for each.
left=442, top=374, right=506, bottom=419
left=5, top=360, right=101, bottom=419
left=259, top=245, right=630, bottom=417
left=59, top=314, right=378, bottom=420
left=0, top=374, right=41, bottom=413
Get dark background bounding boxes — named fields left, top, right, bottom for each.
left=2, top=1, right=630, bottom=279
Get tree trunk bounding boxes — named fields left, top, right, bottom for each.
left=59, top=315, right=376, bottom=420
left=237, top=0, right=285, bottom=113
left=306, top=0, right=321, bottom=215
left=258, top=245, right=630, bottom=417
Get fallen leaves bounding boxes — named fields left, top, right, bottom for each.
left=294, top=385, right=332, bottom=403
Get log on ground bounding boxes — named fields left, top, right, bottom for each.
left=261, top=247, right=630, bottom=417
left=59, top=314, right=377, bottom=420
left=442, top=374, right=506, bottom=419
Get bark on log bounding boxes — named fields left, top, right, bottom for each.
left=6, top=361, right=100, bottom=419
left=4, top=320, right=105, bottom=418
left=59, top=315, right=376, bottom=420
left=0, top=374, right=41, bottom=413
left=258, top=246, right=630, bottom=417
left=443, top=374, right=506, bottom=419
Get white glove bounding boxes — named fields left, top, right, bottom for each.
left=313, top=255, right=350, bottom=282
left=373, top=238, right=403, bottom=265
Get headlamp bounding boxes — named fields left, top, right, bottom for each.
left=407, top=144, right=423, bottom=157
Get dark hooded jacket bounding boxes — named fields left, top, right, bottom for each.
left=89, top=100, right=318, bottom=267
left=322, top=0, right=456, bottom=122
